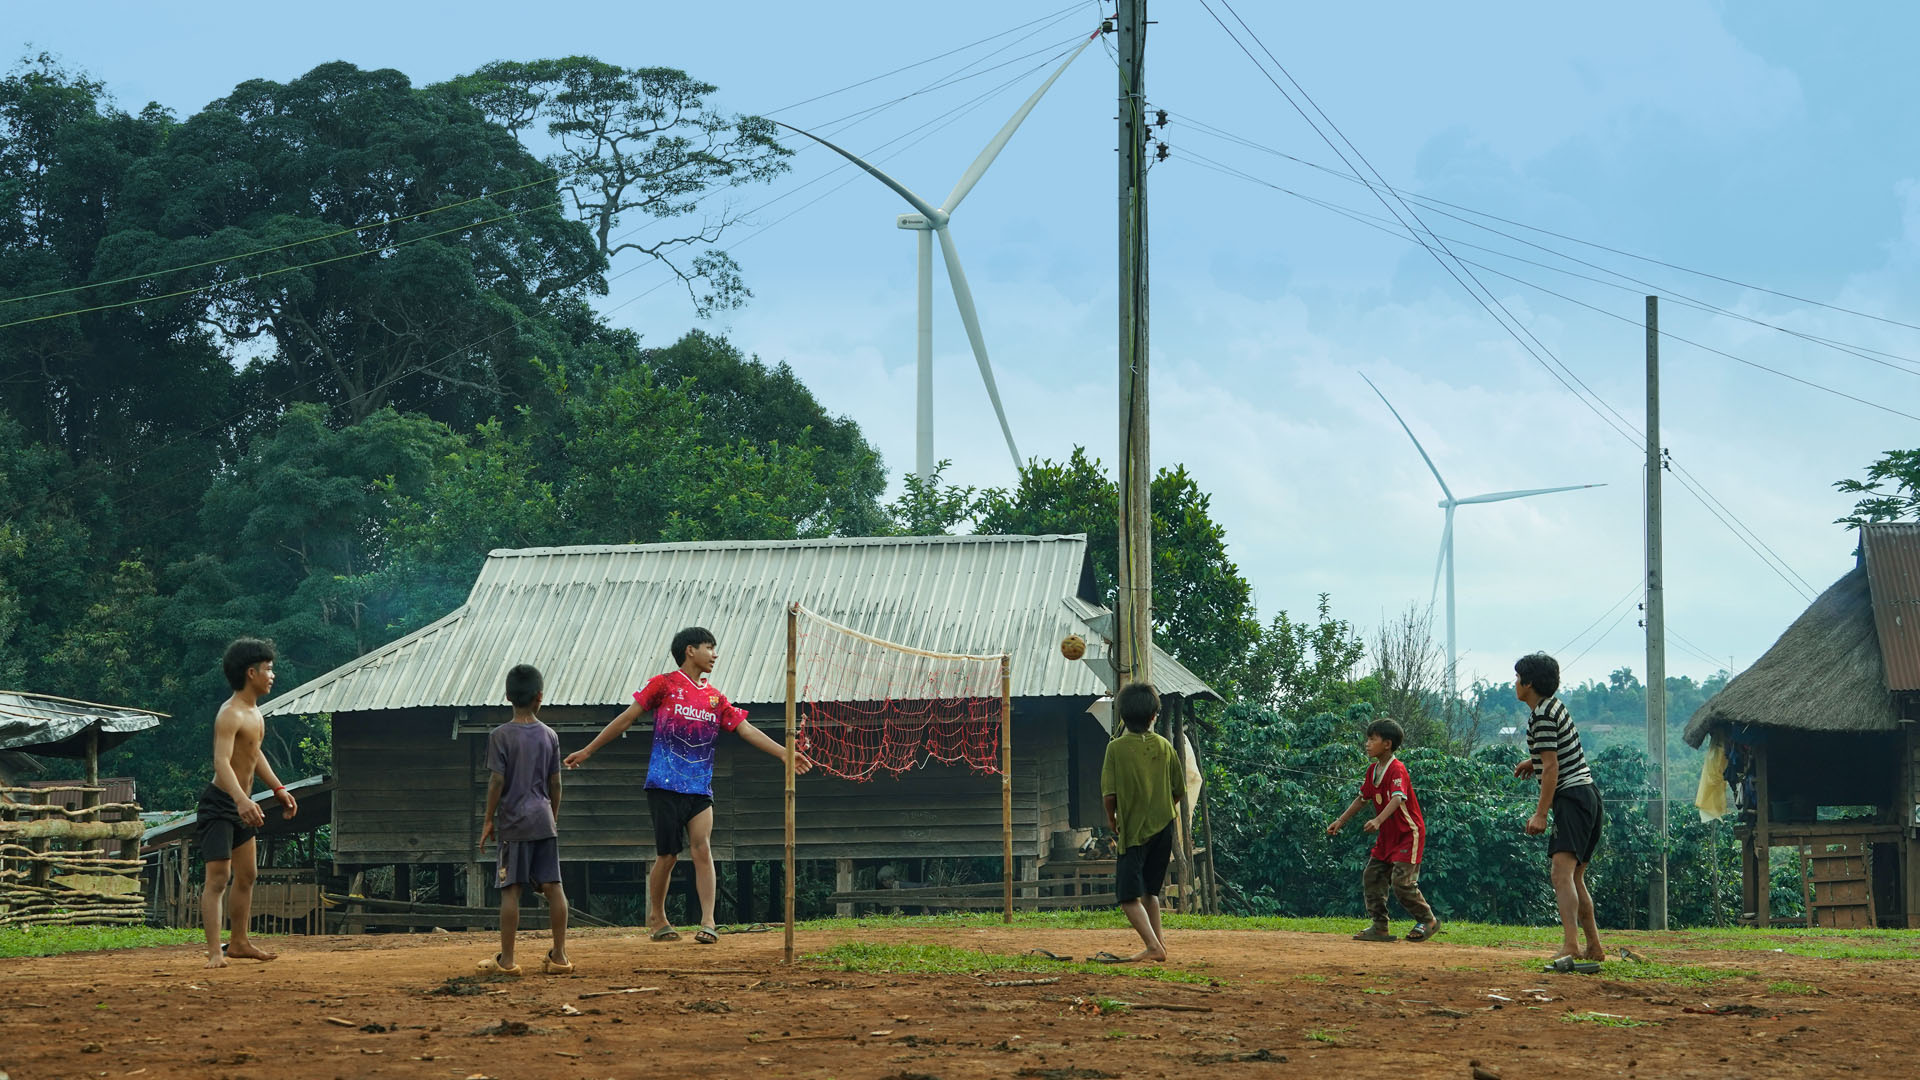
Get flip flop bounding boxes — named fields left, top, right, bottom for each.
left=541, top=950, right=574, bottom=975
left=694, top=926, right=719, bottom=945
left=648, top=926, right=681, bottom=942
left=1543, top=955, right=1601, bottom=974
left=1615, top=946, right=1647, bottom=963
left=1024, top=948, right=1072, bottom=961
left=476, top=953, right=522, bottom=976
left=1086, top=950, right=1136, bottom=964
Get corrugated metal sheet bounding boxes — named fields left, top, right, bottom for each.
left=1862, top=522, right=1920, bottom=691
left=0, top=693, right=164, bottom=757
left=267, top=534, right=1216, bottom=716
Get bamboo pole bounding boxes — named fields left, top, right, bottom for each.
left=1001, top=653, right=1013, bottom=924
left=785, top=602, right=799, bottom=964
left=0, top=819, right=145, bottom=841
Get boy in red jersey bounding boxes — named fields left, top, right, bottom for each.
left=565, top=627, right=811, bottom=944
left=1326, top=717, right=1441, bottom=942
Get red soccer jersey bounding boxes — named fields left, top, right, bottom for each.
left=1360, top=757, right=1426, bottom=864
left=634, top=670, right=746, bottom=797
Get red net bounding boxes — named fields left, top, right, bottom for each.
left=793, top=606, right=1006, bottom=781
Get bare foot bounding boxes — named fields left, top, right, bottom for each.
left=223, top=941, right=278, bottom=962
left=1583, top=947, right=1606, bottom=962
left=1134, top=948, right=1167, bottom=963
left=204, top=954, right=229, bottom=969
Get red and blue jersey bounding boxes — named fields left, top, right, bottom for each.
left=636, top=670, right=745, bottom=797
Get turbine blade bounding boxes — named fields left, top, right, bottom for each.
left=941, top=33, right=1099, bottom=214
left=1359, top=372, right=1452, bottom=501
left=771, top=120, right=941, bottom=222
left=935, top=227, right=1023, bottom=472
left=1454, top=483, right=1606, bottom=505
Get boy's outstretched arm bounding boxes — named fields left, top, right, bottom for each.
left=1326, top=795, right=1367, bottom=836
left=565, top=703, right=644, bottom=768
left=734, top=719, right=815, bottom=774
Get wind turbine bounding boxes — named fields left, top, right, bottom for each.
left=775, top=26, right=1105, bottom=483
left=1360, top=373, right=1605, bottom=706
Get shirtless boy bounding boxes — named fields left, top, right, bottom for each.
left=198, top=637, right=298, bottom=968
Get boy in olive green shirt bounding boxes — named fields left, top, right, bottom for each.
left=1097, top=682, right=1185, bottom=963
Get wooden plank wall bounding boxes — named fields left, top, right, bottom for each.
left=333, top=703, right=1084, bottom=866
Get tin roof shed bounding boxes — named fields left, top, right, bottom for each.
left=267, top=533, right=1214, bottom=717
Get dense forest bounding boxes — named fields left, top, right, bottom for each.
left=2, top=53, right=1893, bottom=927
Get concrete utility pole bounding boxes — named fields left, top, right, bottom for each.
left=1116, top=0, right=1153, bottom=693
left=1644, top=294, right=1669, bottom=930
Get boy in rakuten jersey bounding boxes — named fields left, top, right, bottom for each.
left=565, top=626, right=811, bottom=943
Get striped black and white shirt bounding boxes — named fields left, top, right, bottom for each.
left=1527, top=695, right=1595, bottom=790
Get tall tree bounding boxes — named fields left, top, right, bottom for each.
left=94, top=62, right=606, bottom=429
left=452, top=59, right=791, bottom=315
left=974, top=447, right=1261, bottom=692
left=1835, top=449, right=1920, bottom=527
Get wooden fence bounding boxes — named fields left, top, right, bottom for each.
left=1, top=784, right=145, bottom=926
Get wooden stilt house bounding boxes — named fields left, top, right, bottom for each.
left=1683, top=523, right=1920, bottom=928
left=265, top=534, right=1216, bottom=922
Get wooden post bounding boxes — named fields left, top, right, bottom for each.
left=1001, top=653, right=1013, bottom=924
left=1171, top=699, right=1195, bottom=914
left=1755, top=746, right=1771, bottom=927
left=1115, top=0, right=1154, bottom=692
left=785, top=603, right=798, bottom=963
left=835, top=859, right=855, bottom=918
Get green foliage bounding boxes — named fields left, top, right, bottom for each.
left=0, top=925, right=200, bottom=957
left=451, top=59, right=791, bottom=315
left=806, top=941, right=1211, bottom=984
left=1834, top=448, right=1920, bottom=527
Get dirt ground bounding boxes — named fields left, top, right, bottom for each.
left=4, top=924, right=1918, bottom=1080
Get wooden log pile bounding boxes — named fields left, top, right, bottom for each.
left=0, top=785, right=146, bottom=926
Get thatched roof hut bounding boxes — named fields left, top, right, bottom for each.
left=1681, top=565, right=1893, bottom=746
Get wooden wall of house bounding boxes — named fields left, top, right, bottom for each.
left=330, top=700, right=1090, bottom=869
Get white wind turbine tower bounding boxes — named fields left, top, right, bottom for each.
left=1361, top=373, right=1605, bottom=707
left=775, top=27, right=1104, bottom=482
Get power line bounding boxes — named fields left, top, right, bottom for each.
left=1556, top=582, right=1642, bottom=657
left=1170, top=112, right=1920, bottom=368
left=1179, top=148, right=1826, bottom=604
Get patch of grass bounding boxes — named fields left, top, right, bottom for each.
left=1540, top=959, right=1751, bottom=988
left=0, top=926, right=201, bottom=958
left=1304, top=1028, right=1341, bottom=1044
left=805, top=942, right=1215, bottom=984
left=1360, top=987, right=1393, bottom=995
left=1562, top=1012, right=1652, bottom=1028
left=1090, top=996, right=1130, bottom=1014
left=1295, top=973, right=1328, bottom=983
left=1767, top=980, right=1820, bottom=996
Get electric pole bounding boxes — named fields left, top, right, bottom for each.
left=1645, top=294, right=1669, bottom=930
left=1116, top=0, right=1153, bottom=696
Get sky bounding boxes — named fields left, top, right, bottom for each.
left=13, top=1, right=1920, bottom=692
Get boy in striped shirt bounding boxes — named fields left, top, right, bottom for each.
left=1327, top=717, right=1439, bottom=942
left=1512, top=651, right=1606, bottom=967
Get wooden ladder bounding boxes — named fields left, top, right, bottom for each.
left=1801, top=837, right=1875, bottom=929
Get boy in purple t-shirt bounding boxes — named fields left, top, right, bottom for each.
left=477, top=664, right=570, bottom=975
left=567, top=627, right=811, bottom=944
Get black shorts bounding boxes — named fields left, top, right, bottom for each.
left=495, top=836, right=562, bottom=888
left=647, top=788, right=714, bottom=857
left=195, top=785, right=258, bottom=862
left=1115, top=821, right=1175, bottom=904
left=1549, top=784, right=1604, bottom=864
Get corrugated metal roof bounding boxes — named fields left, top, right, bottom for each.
left=0, top=693, right=164, bottom=757
left=1861, top=523, right=1920, bottom=691
left=267, top=534, right=1216, bottom=716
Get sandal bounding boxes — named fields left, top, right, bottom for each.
left=1351, top=926, right=1397, bottom=942
left=476, top=953, right=522, bottom=976
left=1544, top=955, right=1601, bottom=974
left=541, top=950, right=574, bottom=975
left=1085, top=950, right=1137, bottom=964
left=648, top=925, right=681, bottom=942
left=694, top=926, right=719, bottom=945
left=1405, top=918, right=1442, bottom=942
left=1023, top=948, right=1071, bottom=961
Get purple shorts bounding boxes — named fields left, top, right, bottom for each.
left=494, top=836, right=561, bottom=888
